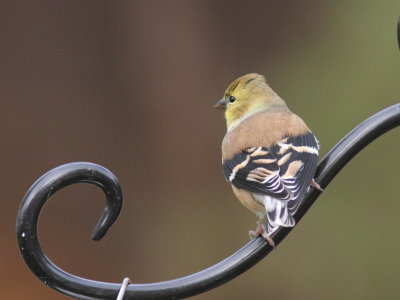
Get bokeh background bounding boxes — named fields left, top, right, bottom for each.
left=1, top=1, right=399, bottom=299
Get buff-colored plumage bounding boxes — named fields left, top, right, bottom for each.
left=215, top=73, right=321, bottom=247
left=222, top=110, right=310, bottom=160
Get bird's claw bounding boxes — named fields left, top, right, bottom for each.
left=249, top=221, right=276, bottom=249
left=311, top=179, right=324, bottom=192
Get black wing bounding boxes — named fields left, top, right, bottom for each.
left=223, top=132, right=319, bottom=210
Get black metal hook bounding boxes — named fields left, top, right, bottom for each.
left=16, top=104, right=400, bottom=299
left=398, top=16, right=400, bottom=49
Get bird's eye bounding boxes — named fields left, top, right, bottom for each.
left=228, top=96, right=236, bottom=103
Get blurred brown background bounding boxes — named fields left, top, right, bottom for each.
left=1, top=1, right=399, bottom=299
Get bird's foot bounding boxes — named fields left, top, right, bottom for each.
left=249, top=221, right=276, bottom=249
left=311, top=179, right=324, bottom=192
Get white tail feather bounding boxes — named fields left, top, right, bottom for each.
left=254, top=195, right=296, bottom=232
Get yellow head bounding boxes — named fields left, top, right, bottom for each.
left=215, top=73, right=287, bottom=129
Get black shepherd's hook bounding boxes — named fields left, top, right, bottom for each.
left=16, top=103, right=400, bottom=299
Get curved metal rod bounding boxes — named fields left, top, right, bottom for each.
left=16, top=103, right=400, bottom=299
left=397, top=16, right=400, bottom=49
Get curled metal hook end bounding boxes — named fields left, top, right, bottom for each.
left=92, top=206, right=117, bottom=241
left=16, top=162, right=123, bottom=291
left=92, top=221, right=109, bottom=241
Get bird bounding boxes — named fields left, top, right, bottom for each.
left=214, top=73, right=322, bottom=248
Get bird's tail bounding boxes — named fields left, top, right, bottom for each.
left=264, top=197, right=295, bottom=234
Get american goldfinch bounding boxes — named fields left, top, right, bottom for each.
left=215, top=73, right=321, bottom=247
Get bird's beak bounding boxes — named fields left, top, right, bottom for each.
left=214, top=98, right=227, bottom=109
